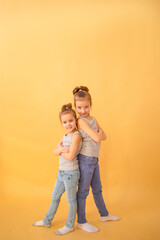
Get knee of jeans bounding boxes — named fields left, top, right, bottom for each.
left=77, top=189, right=89, bottom=198
left=67, top=198, right=77, bottom=205
left=52, top=193, right=61, bottom=201
left=92, top=188, right=102, bottom=195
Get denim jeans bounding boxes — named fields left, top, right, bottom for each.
left=77, top=154, right=109, bottom=224
left=43, top=169, right=80, bottom=228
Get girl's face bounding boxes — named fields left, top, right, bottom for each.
left=75, top=99, right=91, bottom=118
left=61, top=113, right=76, bottom=132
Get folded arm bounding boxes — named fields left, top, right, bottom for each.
left=53, top=139, right=70, bottom=155
left=77, top=118, right=106, bottom=143
left=61, top=133, right=81, bottom=161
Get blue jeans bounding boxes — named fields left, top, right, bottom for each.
left=77, top=154, right=109, bottom=224
left=43, top=169, right=80, bottom=228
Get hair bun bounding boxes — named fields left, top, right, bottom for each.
left=73, top=86, right=89, bottom=95
left=61, top=103, right=72, bottom=112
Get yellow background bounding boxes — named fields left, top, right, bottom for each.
left=0, top=0, right=160, bottom=239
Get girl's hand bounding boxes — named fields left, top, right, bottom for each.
left=61, top=133, right=81, bottom=161
left=53, top=138, right=63, bottom=155
left=53, top=145, right=63, bottom=155
left=93, top=129, right=99, bottom=133
left=61, top=146, right=70, bottom=153
left=57, top=142, right=63, bottom=147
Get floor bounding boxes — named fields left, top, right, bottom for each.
left=1, top=189, right=159, bottom=240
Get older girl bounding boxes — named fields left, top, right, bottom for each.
left=73, top=86, right=120, bottom=233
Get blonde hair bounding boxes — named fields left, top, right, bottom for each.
left=73, top=86, right=92, bottom=106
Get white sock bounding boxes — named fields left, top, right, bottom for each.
left=77, top=222, right=99, bottom=233
left=100, top=214, right=120, bottom=222
left=32, top=220, right=51, bottom=227
left=54, top=226, right=74, bottom=235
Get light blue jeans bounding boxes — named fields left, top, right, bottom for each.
left=43, top=169, right=80, bottom=228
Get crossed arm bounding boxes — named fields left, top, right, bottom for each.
left=53, top=133, right=81, bottom=161
left=54, top=118, right=106, bottom=160
left=77, top=118, right=107, bottom=143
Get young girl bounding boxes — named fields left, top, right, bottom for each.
left=73, top=86, right=120, bottom=233
left=32, top=103, right=82, bottom=235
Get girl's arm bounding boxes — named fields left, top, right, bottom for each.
left=53, top=139, right=63, bottom=155
left=53, top=138, right=69, bottom=155
left=61, top=133, right=81, bottom=161
left=78, top=118, right=106, bottom=143
left=96, top=120, right=107, bottom=141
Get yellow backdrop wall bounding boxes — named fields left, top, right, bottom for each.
left=0, top=1, right=160, bottom=240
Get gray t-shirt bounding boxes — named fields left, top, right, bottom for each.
left=78, top=116, right=101, bottom=158
left=59, top=131, right=82, bottom=171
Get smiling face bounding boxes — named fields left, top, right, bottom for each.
left=60, top=113, right=77, bottom=133
left=75, top=99, right=91, bottom=118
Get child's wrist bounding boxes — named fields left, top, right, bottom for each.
left=58, top=147, right=63, bottom=155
